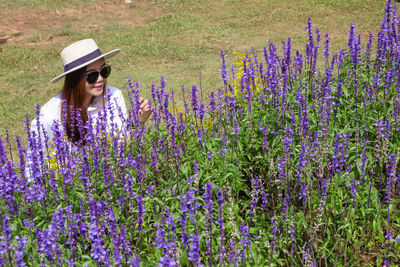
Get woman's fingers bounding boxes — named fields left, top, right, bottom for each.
left=139, top=98, right=150, bottom=111
left=138, top=97, right=151, bottom=123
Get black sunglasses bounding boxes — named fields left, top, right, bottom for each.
left=86, top=65, right=111, bottom=84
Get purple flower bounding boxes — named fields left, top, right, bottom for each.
left=52, top=208, right=67, bottom=234
left=2, top=214, right=13, bottom=257
left=216, top=188, right=225, bottom=265
left=270, top=215, right=280, bottom=249
left=187, top=161, right=200, bottom=186
left=14, top=236, right=27, bottom=266
left=88, top=222, right=111, bottom=265
left=332, top=133, right=352, bottom=175
left=23, top=219, right=35, bottom=229
left=158, top=255, right=176, bottom=267
left=188, top=232, right=202, bottom=267
left=385, top=153, right=396, bottom=207
left=208, top=92, right=216, bottom=116
left=282, top=126, right=293, bottom=155
left=37, top=224, right=62, bottom=263
left=132, top=254, right=141, bottom=266
left=383, top=68, right=393, bottom=104
left=202, top=182, right=215, bottom=265
left=177, top=194, right=189, bottom=249
left=305, top=17, right=314, bottom=65
left=90, top=235, right=110, bottom=264
left=249, top=176, right=269, bottom=215
left=136, top=195, right=146, bottom=233
left=179, top=189, right=201, bottom=266
left=219, top=50, right=228, bottom=87
left=239, top=223, right=251, bottom=262
left=119, top=225, right=133, bottom=260
left=190, top=85, right=199, bottom=117
left=126, top=78, right=143, bottom=128
left=364, top=32, right=374, bottom=63
left=259, top=123, right=269, bottom=155
left=0, top=138, right=7, bottom=168
left=0, top=161, right=18, bottom=213
left=165, top=208, right=178, bottom=263
left=289, top=215, right=295, bottom=262
left=336, top=49, right=346, bottom=71
left=323, top=32, right=330, bottom=61
left=154, top=223, right=167, bottom=252
left=295, top=143, right=309, bottom=201
left=227, top=239, right=240, bottom=265
left=348, top=23, right=361, bottom=69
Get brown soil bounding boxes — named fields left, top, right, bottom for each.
left=0, top=1, right=161, bottom=46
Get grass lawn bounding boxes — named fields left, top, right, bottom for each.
left=0, top=0, right=387, bottom=146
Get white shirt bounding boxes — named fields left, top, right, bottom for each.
left=30, top=85, right=128, bottom=150
left=25, top=86, right=128, bottom=180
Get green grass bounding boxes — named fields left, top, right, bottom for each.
left=0, top=0, right=387, bottom=148
left=0, top=0, right=109, bottom=9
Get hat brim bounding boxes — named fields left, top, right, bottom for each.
left=50, top=49, right=120, bottom=84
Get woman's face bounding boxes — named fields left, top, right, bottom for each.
left=83, top=58, right=106, bottom=103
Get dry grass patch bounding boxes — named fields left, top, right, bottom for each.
left=0, top=1, right=162, bottom=47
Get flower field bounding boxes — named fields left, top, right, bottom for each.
left=1, top=1, right=400, bottom=266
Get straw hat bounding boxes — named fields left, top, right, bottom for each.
left=50, top=39, right=120, bottom=83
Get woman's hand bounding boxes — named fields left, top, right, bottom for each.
left=138, top=97, right=151, bottom=124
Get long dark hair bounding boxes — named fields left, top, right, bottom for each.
left=61, top=67, right=105, bottom=143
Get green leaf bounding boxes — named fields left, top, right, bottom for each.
left=179, top=250, right=189, bottom=266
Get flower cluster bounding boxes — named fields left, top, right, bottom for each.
left=0, top=1, right=400, bottom=265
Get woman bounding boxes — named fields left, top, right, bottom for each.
left=30, top=39, right=150, bottom=148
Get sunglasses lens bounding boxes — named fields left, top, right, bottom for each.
left=100, top=66, right=111, bottom=79
left=86, top=72, right=99, bottom=84
left=86, top=66, right=111, bottom=84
